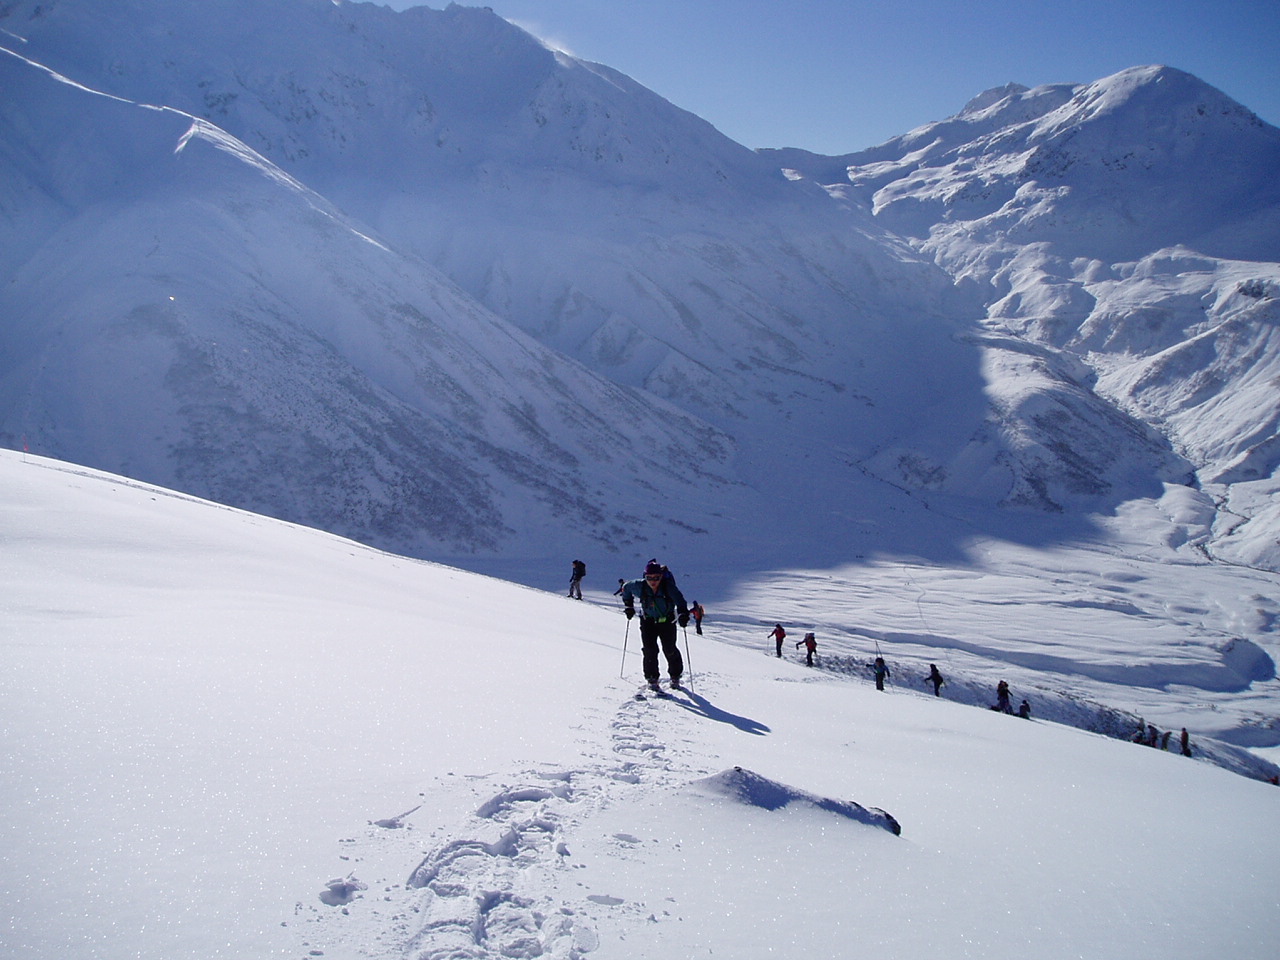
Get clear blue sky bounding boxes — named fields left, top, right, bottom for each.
left=384, top=0, right=1280, bottom=154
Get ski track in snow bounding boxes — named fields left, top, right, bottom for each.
left=300, top=675, right=716, bottom=960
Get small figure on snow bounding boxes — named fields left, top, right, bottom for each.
left=873, top=656, right=890, bottom=691
left=995, top=680, right=1012, bottom=714
left=689, top=600, right=705, bottom=635
left=1180, top=727, right=1192, bottom=758
left=795, top=632, right=817, bottom=667
left=1146, top=724, right=1160, bottom=748
left=613, top=578, right=626, bottom=596
left=769, top=623, right=787, bottom=658
left=568, top=559, right=586, bottom=600
left=925, top=663, right=945, bottom=697
left=1018, top=699, right=1031, bottom=720
left=621, top=559, right=690, bottom=692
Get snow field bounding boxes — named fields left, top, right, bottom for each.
left=3, top=451, right=1278, bottom=960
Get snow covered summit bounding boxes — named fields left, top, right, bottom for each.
left=4, top=2, right=1257, bottom=566
left=770, top=64, right=1280, bottom=568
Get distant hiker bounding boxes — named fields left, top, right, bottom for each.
left=690, top=600, right=705, bottom=635
left=925, top=663, right=945, bottom=697
left=621, top=559, right=690, bottom=692
left=796, top=632, right=817, bottom=667
left=1146, top=724, right=1160, bottom=748
left=1180, top=727, right=1192, bottom=757
left=995, top=680, right=1012, bottom=714
left=769, top=624, right=787, bottom=658
left=568, top=559, right=586, bottom=600
left=873, top=657, right=890, bottom=691
left=1018, top=699, right=1031, bottom=720
left=1161, top=730, right=1171, bottom=751
left=613, top=578, right=626, bottom=596
left=1133, top=721, right=1147, bottom=744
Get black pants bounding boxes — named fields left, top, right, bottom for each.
left=640, top=618, right=683, bottom=683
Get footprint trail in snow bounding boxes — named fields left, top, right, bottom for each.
left=300, top=678, right=712, bottom=960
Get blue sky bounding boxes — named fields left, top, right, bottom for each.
left=383, top=0, right=1280, bottom=154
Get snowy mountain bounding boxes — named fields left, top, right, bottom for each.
left=0, top=0, right=1208, bottom=567
left=3, top=451, right=1278, bottom=960
left=2, top=0, right=1279, bottom=796
left=4, top=6, right=1280, bottom=955
left=0, top=38, right=743, bottom=558
left=768, top=65, right=1280, bottom=568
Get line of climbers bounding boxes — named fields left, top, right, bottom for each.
left=577, top=556, right=1207, bottom=765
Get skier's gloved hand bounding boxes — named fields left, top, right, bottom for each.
left=624, top=607, right=635, bottom=620
left=678, top=613, right=689, bottom=628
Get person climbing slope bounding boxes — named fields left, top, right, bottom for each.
left=621, top=559, right=690, bottom=693
left=689, top=600, right=705, bottom=635
left=796, top=632, right=817, bottom=667
left=995, top=680, right=1012, bottom=714
left=769, top=623, right=786, bottom=658
left=873, top=656, right=890, bottom=691
left=568, top=559, right=586, bottom=600
left=925, top=663, right=944, bottom=697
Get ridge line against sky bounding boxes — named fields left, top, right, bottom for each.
left=382, top=0, right=1280, bottom=155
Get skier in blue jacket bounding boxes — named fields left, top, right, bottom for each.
left=621, top=559, right=689, bottom=692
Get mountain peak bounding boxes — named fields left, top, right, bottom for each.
left=960, top=82, right=1030, bottom=116
left=1039, top=63, right=1266, bottom=134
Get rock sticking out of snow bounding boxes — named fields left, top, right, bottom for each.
left=690, top=766, right=902, bottom=836
left=319, top=877, right=366, bottom=907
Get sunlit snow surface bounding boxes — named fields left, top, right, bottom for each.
left=3, top=450, right=1277, bottom=960
left=2, top=7, right=1280, bottom=954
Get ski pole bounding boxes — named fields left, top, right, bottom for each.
left=682, top=624, right=695, bottom=692
left=619, top=617, right=631, bottom=679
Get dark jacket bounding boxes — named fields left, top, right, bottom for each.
left=621, top=574, right=688, bottom=623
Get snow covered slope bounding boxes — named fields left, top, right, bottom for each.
left=3, top=450, right=1277, bottom=960
left=0, top=0, right=1201, bottom=562
left=771, top=65, right=1280, bottom=568
left=2, top=1, right=1279, bottom=800
left=0, top=43, right=742, bottom=558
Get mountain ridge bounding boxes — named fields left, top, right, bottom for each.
left=1, top=0, right=1276, bottom=572
left=0, top=43, right=744, bottom=556
left=764, top=63, right=1280, bottom=569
